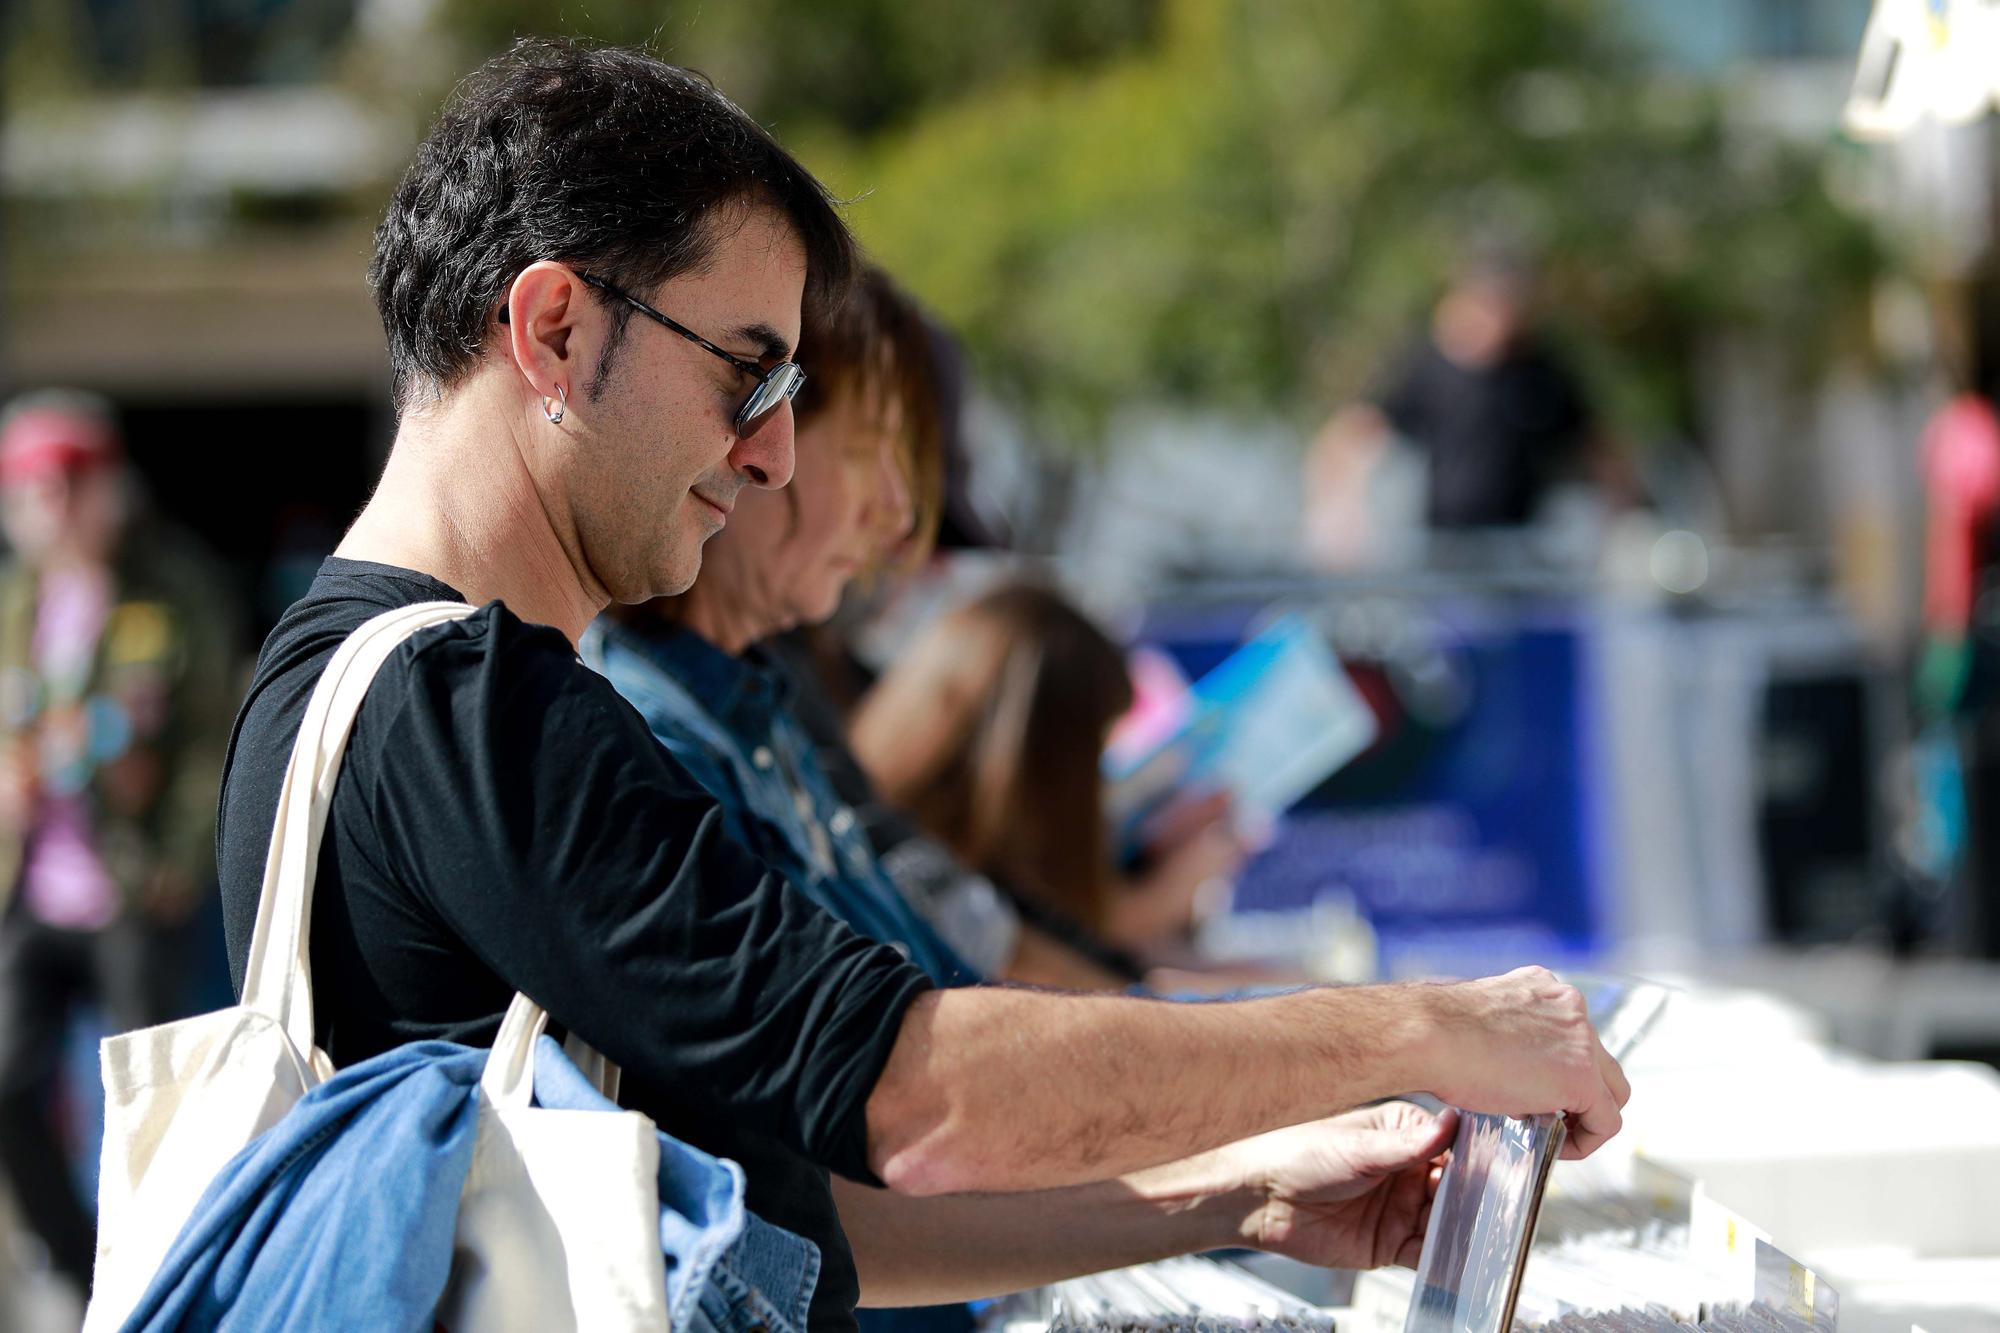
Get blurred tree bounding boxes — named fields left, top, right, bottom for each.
left=435, top=0, right=1159, bottom=137
left=816, top=0, right=1888, bottom=449
left=418, top=0, right=1889, bottom=456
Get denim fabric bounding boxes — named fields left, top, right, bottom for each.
left=730, top=1212, right=822, bottom=1333
left=691, top=1252, right=814, bottom=1333
left=120, top=1040, right=484, bottom=1332
left=535, top=1035, right=820, bottom=1333
left=123, top=1034, right=817, bottom=1333
left=582, top=620, right=974, bottom=986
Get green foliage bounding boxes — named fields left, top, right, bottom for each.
left=434, top=0, right=1891, bottom=451
left=815, top=0, right=1889, bottom=448
left=433, top=0, right=1158, bottom=136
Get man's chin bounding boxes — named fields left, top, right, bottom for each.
left=653, top=568, right=700, bottom=599
left=653, top=543, right=703, bottom=598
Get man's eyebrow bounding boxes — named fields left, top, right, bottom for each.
left=728, top=322, right=793, bottom=364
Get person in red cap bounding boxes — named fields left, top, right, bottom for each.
left=0, top=390, right=239, bottom=1304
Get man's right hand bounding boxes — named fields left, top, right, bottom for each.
left=1412, top=966, right=1630, bottom=1158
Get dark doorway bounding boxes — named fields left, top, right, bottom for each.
left=115, top=395, right=384, bottom=638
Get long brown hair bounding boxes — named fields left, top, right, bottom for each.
left=850, top=582, right=1133, bottom=931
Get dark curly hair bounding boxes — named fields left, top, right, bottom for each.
left=368, top=38, right=856, bottom=413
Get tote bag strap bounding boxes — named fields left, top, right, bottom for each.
left=481, top=992, right=551, bottom=1111
left=240, top=601, right=478, bottom=1056
left=478, top=992, right=625, bottom=1109
left=239, top=599, right=624, bottom=1101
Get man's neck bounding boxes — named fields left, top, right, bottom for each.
left=336, top=387, right=605, bottom=644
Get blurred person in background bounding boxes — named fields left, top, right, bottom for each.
left=0, top=391, right=238, bottom=1300
left=1304, top=248, right=1634, bottom=566
left=850, top=582, right=1247, bottom=979
left=584, top=264, right=1126, bottom=990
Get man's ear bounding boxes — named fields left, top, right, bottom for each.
left=503, top=261, right=588, bottom=404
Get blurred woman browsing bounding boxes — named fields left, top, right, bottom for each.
left=849, top=582, right=1247, bottom=974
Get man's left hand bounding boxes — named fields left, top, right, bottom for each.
left=1227, top=1101, right=1456, bottom=1270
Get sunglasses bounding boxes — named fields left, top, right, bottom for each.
left=578, top=273, right=805, bottom=439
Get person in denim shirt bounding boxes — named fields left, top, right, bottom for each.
left=584, top=615, right=971, bottom=985
left=578, top=266, right=964, bottom=986
left=576, top=264, right=1184, bottom=1333
left=583, top=265, right=1120, bottom=989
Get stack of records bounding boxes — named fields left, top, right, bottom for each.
left=1533, top=1304, right=1828, bottom=1333
left=992, top=1255, right=1338, bottom=1333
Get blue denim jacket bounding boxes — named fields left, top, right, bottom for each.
left=122, top=1035, right=817, bottom=1333
left=582, top=619, right=974, bottom=987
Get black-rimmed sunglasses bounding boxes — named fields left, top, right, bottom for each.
left=578, top=272, right=805, bottom=439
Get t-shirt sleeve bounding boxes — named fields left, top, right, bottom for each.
left=359, top=610, right=932, bottom=1182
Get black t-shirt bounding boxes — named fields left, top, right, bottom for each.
left=216, top=559, right=932, bottom=1332
left=1375, top=335, right=1591, bottom=529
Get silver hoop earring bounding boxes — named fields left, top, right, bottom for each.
left=542, top=384, right=568, bottom=425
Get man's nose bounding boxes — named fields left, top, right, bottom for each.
left=731, top=403, right=796, bottom=490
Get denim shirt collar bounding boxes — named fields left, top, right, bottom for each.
left=611, top=619, right=794, bottom=753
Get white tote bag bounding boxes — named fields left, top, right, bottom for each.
left=439, top=991, right=667, bottom=1331
left=86, top=601, right=671, bottom=1331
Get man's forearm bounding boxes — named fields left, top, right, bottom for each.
left=864, top=984, right=1424, bottom=1195
left=865, top=966, right=1627, bottom=1196
left=835, top=1143, right=1255, bottom=1307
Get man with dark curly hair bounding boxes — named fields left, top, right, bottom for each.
left=215, top=40, right=1627, bottom=1331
